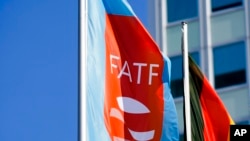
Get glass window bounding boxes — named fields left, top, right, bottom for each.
left=218, top=86, right=249, bottom=121
left=167, top=20, right=200, bottom=56
left=213, top=41, right=246, bottom=88
left=179, top=134, right=185, bottom=141
left=170, top=52, right=200, bottom=98
left=237, top=120, right=250, bottom=125
left=211, top=0, right=242, bottom=12
left=211, top=10, right=245, bottom=46
left=167, top=0, right=198, bottom=23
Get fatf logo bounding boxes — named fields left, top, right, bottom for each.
left=110, top=96, right=155, bottom=141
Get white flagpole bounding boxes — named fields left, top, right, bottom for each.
left=182, top=22, right=192, bottom=141
left=79, top=0, right=87, bottom=140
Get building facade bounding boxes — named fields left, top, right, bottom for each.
left=147, top=0, right=250, bottom=137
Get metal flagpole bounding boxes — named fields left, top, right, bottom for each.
left=79, top=0, right=87, bottom=140
left=182, top=22, right=192, bottom=141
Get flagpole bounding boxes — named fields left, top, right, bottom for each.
left=182, top=22, right=192, bottom=141
left=79, top=0, right=87, bottom=140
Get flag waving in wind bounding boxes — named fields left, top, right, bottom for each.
left=188, top=56, right=234, bottom=141
left=86, top=0, right=179, bottom=141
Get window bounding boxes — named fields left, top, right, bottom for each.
left=170, top=55, right=183, bottom=98
left=213, top=41, right=246, bottom=88
left=170, top=52, right=200, bottom=98
left=237, top=120, right=250, bottom=125
left=167, top=0, right=198, bottom=23
left=167, top=20, right=200, bottom=55
left=211, top=0, right=242, bottom=12
left=211, top=10, right=245, bottom=46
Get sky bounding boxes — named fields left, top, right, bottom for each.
left=0, top=0, right=148, bottom=141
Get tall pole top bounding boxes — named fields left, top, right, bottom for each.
left=182, top=22, right=192, bottom=141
